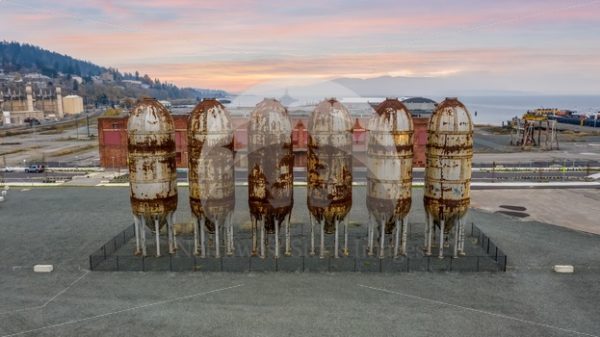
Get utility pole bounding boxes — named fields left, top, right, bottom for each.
left=86, top=111, right=90, bottom=137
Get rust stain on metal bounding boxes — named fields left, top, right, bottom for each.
left=366, top=98, right=414, bottom=233
left=424, top=97, right=473, bottom=231
left=307, top=98, right=353, bottom=234
left=248, top=98, right=294, bottom=233
left=127, top=97, right=178, bottom=223
left=188, top=98, right=235, bottom=233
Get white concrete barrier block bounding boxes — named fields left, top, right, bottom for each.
left=553, top=265, right=574, bottom=273
left=33, top=265, right=54, bottom=273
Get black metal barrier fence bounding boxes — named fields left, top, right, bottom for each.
left=90, top=222, right=507, bottom=272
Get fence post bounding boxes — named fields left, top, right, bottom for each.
left=495, top=247, right=498, bottom=261
left=476, top=256, right=480, bottom=272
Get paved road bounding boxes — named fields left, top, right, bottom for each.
left=2, top=167, right=596, bottom=184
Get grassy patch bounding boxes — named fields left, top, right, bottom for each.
left=39, top=129, right=65, bottom=135
left=47, top=144, right=98, bottom=157
left=0, top=148, right=25, bottom=156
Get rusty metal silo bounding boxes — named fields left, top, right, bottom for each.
left=248, top=99, right=294, bottom=258
left=188, top=99, right=235, bottom=258
left=424, top=97, right=473, bottom=258
left=307, top=98, right=353, bottom=258
left=127, top=97, right=178, bottom=257
left=366, top=98, right=413, bottom=258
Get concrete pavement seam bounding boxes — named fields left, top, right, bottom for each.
left=0, top=270, right=90, bottom=316
left=359, top=284, right=598, bottom=337
left=0, top=284, right=244, bottom=337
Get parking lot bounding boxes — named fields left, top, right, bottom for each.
left=0, top=187, right=599, bottom=336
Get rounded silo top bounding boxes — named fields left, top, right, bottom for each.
left=249, top=98, right=292, bottom=134
left=369, top=98, right=413, bottom=132
left=128, top=97, right=174, bottom=133
left=428, top=97, right=472, bottom=133
left=188, top=98, right=232, bottom=133
left=308, top=98, right=352, bottom=133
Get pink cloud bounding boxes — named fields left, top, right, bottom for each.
left=125, top=48, right=600, bottom=91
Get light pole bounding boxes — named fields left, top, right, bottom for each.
left=86, top=111, right=90, bottom=137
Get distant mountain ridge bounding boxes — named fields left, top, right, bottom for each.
left=0, top=41, right=228, bottom=102
left=1, top=41, right=112, bottom=78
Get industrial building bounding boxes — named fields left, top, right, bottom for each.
left=0, top=84, right=66, bottom=124
left=97, top=97, right=435, bottom=169
left=62, top=94, right=84, bottom=115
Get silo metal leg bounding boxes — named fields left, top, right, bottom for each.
left=425, top=215, right=432, bottom=256
left=319, top=220, right=325, bottom=259
left=285, top=214, right=291, bottom=256
left=379, top=217, right=386, bottom=259
left=134, top=215, right=141, bottom=256
left=260, top=219, right=265, bottom=259
left=343, top=217, right=349, bottom=256
left=200, top=217, right=206, bottom=258
left=309, top=215, right=315, bottom=256
left=167, top=213, right=175, bottom=255
left=274, top=219, right=280, bottom=259
left=458, top=219, right=466, bottom=256
left=367, top=214, right=374, bottom=257
left=334, top=219, right=339, bottom=259
left=251, top=217, right=257, bottom=256
left=401, top=217, right=408, bottom=256
left=141, top=216, right=147, bottom=256
left=424, top=213, right=430, bottom=249
left=171, top=213, right=177, bottom=250
left=223, top=219, right=228, bottom=256
left=230, top=214, right=235, bottom=254
left=193, top=216, right=199, bottom=255
left=215, top=220, right=220, bottom=258
left=453, top=219, right=459, bottom=258
left=154, top=217, right=161, bottom=257
left=227, top=214, right=234, bottom=256
left=438, top=219, right=445, bottom=259
left=393, top=219, right=400, bottom=258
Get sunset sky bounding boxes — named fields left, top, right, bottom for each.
left=1, top=0, right=600, bottom=93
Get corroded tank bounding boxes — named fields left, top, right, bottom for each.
left=366, top=98, right=413, bottom=258
left=307, top=98, right=353, bottom=258
left=247, top=98, right=294, bottom=258
left=188, top=98, right=235, bottom=258
left=423, top=97, right=473, bottom=258
left=127, top=97, right=178, bottom=257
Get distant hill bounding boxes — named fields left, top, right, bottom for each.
left=0, top=41, right=228, bottom=104
left=0, top=41, right=106, bottom=77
